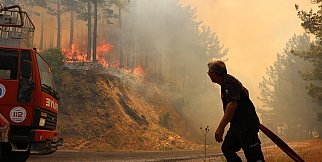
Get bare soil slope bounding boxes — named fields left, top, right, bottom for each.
left=56, top=69, right=200, bottom=151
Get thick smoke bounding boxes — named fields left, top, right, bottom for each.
left=119, top=0, right=227, bottom=141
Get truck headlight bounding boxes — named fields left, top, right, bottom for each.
left=39, top=118, right=46, bottom=127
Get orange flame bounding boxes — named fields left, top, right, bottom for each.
left=133, top=65, right=145, bottom=77
left=97, top=43, right=112, bottom=55
left=62, top=42, right=113, bottom=68
left=62, top=42, right=145, bottom=76
left=96, top=42, right=113, bottom=68
left=62, top=43, right=87, bottom=62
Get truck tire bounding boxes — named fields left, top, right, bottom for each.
left=0, top=143, right=30, bottom=162
left=0, top=143, right=11, bottom=162
left=10, top=150, right=30, bottom=162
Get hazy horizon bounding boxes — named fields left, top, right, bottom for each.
left=180, top=0, right=315, bottom=107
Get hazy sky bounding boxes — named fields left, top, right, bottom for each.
left=180, top=0, right=314, bottom=106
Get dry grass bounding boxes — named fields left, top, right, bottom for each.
left=263, top=139, right=322, bottom=162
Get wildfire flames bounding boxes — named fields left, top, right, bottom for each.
left=133, top=65, right=145, bottom=77
left=62, top=42, right=145, bottom=77
left=62, top=43, right=87, bottom=62
left=62, top=42, right=112, bottom=68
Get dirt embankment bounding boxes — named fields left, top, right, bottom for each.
left=56, top=69, right=201, bottom=151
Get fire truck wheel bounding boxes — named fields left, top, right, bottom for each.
left=10, top=149, right=31, bottom=162
left=0, top=143, right=11, bottom=162
left=0, top=143, right=30, bottom=162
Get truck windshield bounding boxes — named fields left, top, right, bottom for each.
left=36, top=54, right=57, bottom=97
left=0, top=49, right=18, bottom=80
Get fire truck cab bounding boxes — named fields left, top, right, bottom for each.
left=0, top=5, right=62, bottom=162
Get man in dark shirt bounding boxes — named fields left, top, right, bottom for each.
left=207, top=60, right=265, bottom=162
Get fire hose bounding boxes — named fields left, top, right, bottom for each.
left=259, top=124, right=305, bottom=162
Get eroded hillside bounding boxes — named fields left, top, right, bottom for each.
left=56, top=68, right=200, bottom=151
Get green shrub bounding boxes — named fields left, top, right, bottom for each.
left=39, top=48, right=65, bottom=71
left=39, top=48, right=66, bottom=83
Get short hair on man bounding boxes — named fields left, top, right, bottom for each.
left=207, top=59, right=227, bottom=76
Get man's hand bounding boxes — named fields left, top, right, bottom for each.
left=215, top=102, right=237, bottom=143
left=215, top=127, right=224, bottom=142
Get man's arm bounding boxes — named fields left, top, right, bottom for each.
left=215, top=101, right=237, bottom=142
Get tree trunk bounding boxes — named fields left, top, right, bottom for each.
left=159, top=49, right=162, bottom=76
left=56, top=0, right=61, bottom=49
left=171, top=54, right=175, bottom=85
left=87, top=1, right=92, bottom=61
left=39, top=8, right=44, bottom=50
left=92, top=0, right=98, bottom=63
left=119, top=7, right=124, bottom=68
left=69, top=10, right=74, bottom=49
left=50, top=18, right=54, bottom=48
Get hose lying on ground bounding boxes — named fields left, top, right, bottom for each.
left=259, top=124, right=305, bottom=162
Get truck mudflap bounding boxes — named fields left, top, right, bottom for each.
left=30, top=129, right=63, bottom=155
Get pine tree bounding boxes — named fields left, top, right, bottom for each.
left=294, top=2, right=322, bottom=136
left=294, top=1, right=322, bottom=103
left=259, top=34, right=319, bottom=138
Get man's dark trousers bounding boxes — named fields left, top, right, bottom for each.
left=221, top=128, right=265, bottom=162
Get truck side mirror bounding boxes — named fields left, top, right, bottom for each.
left=21, top=60, right=32, bottom=78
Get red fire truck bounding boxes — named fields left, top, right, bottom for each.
left=0, top=5, right=62, bottom=162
